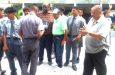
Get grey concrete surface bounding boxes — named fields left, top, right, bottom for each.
left=1, top=31, right=115, bottom=75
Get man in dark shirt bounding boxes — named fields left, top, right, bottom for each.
left=38, top=3, right=54, bottom=66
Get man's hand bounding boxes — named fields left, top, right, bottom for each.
left=79, top=28, right=88, bottom=36
left=36, top=30, right=44, bottom=39
left=3, top=45, right=9, bottom=52
left=76, top=34, right=81, bottom=41
left=61, top=39, right=65, bottom=46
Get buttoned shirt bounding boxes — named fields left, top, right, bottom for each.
left=3, top=18, right=21, bottom=38
left=0, top=18, right=4, bottom=36
left=60, top=14, right=68, bottom=22
left=85, top=15, right=110, bottom=53
left=67, top=16, right=84, bottom=36
left=0, top=17, right=8, bottom=36
left=80, top=16, right=86, bottom=26
left=19, top=14, right=44, bottom=38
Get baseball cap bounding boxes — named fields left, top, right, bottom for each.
left=52, top=8, right=60, bottom=14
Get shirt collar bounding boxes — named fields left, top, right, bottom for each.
left=73, top=15, right=80, bottom=19
left=91, top=15, right=104, bottom=24
left=54, top=15, right=61, bottom=21
left=7, top=17, right=18, bottom=23
left=29, top=11, right=36, bottom=15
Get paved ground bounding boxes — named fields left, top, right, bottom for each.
left=1, top=31, right=115, bottom=75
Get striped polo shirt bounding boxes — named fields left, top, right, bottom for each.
left=38, top=11, right=54, bottom=35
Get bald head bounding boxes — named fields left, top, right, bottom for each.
left=91, top=5, right=102, bottom=13
left=43, top=3, right=50, bottom=7
left=91, top=5, right=102, bottom=20
left=42, top=3, right=51, bottom=14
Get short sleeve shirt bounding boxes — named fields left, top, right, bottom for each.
left=38, top=11, right=54, bottom=35
left=52, top=16, right=67, bottom=35
left=67, top=16, right=84, bottom=35
left=19, top=14, right=44, bottom=38
left=0, top=17, right=8, bottom=36
left=85, top=15, right=111, bottom=53
left=3, top=18, right=21, bottom=38
left=0, top=18, right=4, bottom=36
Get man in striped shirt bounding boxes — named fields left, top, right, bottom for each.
left=38, top=3, right=54, bottom=66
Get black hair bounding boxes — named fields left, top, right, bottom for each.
left=59, top=7, right=65, bottom=12
left=4, top=7, right=16, bottom=13
left=72, top=7, right=79, bottom=10
left=23, top=7, right=30, bottom=12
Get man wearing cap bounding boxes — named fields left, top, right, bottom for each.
left=19, top=5, right=44, bottom=75
left=52, top=8, right=67, bottom=69
left=3, top=7, right=22, bottom=75
left=37, top=3, right=54, bottom=66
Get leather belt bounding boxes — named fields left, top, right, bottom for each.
left=68, top=35, right=78, bottom=37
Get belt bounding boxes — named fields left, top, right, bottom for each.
left=7, top=37, right=20, bottom=40
left=53, top=35, right=64, bottom=37
left=23, top=38, right=38, bottom=39
left=68, top=35, right=78, bottom=37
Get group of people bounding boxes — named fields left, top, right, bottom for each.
left=0, top=3, right=111, bottom=75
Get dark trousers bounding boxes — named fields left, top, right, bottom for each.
left=53, top=35, right=64, bottom=68
left=78, top=37, right=83, bottom=48
left=0, top=41, right=4, bottom=71
left=83, top=50, right=107, bottom=75
left=6, top=38, right=22, bottom=75
left=0, top=42, right=3, bottom=61
left=22, top=39, right=39, bottom=75
left=39, top=35, right=53, bottom=62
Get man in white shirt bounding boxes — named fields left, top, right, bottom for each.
left=80, top=5, right=110, bottom=75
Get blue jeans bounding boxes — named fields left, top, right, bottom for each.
left=5, top=38, right=22, bottom=75
left=39, top=35, right=53, bottom=62
left=53, top=35, right=64, bottom=68
left=22, top=39, right=39, bottom=75
left=65, top=37, right=78, bottom=65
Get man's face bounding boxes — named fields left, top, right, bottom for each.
left=71, top=8, right=79, bottom=16
left=79, top=10, right=83, bottom=16
left=6, top=13, right=15, bottom=20
left=24, top=10, right=30, bottom=15
left=0, top=10, right=4, bottom=18
left=91, top=8, right=100, bottom=20
left=53, top=13, right=59, bottom=19
left=43, top=4, right=50, bottom=13
left=105, top=10, right=110, bottom=17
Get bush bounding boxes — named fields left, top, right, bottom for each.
left=112, top=24, right=115, bottom=31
